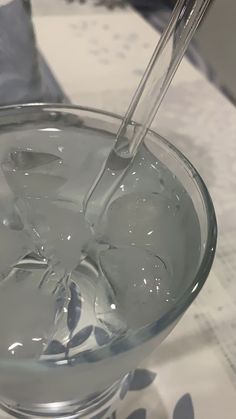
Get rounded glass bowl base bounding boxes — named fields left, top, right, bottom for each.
left=0, top=376, right=126, bottom=419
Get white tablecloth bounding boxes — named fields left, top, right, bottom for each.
left=5, top=1, right=236, bottom=418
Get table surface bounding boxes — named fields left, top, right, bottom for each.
left=3, top=1, right=236, bottom=418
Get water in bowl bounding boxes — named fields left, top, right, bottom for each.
left=0, top=122, right=201, bottom=404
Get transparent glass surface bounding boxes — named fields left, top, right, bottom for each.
left=0, top=104, right=217, bottom=418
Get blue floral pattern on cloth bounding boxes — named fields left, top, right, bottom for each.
left=173, top=394, right=194, bottom=419
left=110, top=369, right=194, bottom=419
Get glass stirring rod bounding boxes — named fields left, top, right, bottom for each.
left=83, top=0, right=213, bottom=224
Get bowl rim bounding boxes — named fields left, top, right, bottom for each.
left=0, top=103, right=217, bottom=364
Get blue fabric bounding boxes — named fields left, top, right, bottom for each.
left=0, top=0, right=65, bottom=106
